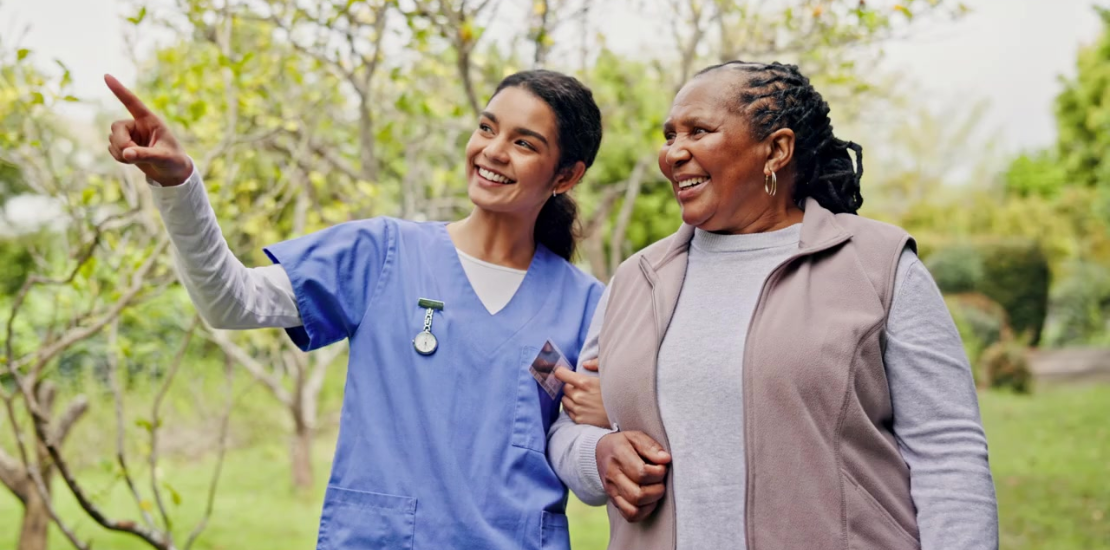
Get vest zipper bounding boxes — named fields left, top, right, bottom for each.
left=739, top=256, right=793, bottom=550
left=638, top=257, right=678, bottom=550
left=740, top=236, right=850, bottom=550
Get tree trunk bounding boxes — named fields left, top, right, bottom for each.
left=18, top=485, right=50, bottom=550
left=290, top=421, right=313, bottom=491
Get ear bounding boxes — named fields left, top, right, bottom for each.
left=764, top=128, right=795, bottom=175
left=553, top=161, right=587, bottom=195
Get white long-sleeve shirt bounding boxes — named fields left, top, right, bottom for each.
left=149, top=168, right=525, bottom=329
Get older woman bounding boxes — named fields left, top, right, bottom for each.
left=548, top=61, right=998, bottom=550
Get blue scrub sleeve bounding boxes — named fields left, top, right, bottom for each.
left=263, top=218, right=392, bottom=351
left=578, top=281, right=605, bottom=363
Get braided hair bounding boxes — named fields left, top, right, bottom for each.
left=695, top=61, right=864, bottom=214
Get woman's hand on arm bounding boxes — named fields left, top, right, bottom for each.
left=554, top=358, right=610, bottom=428
left=595, top=431, right=671, bottom=523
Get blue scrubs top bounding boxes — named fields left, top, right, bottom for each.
left=265, top=217, right=603, bottom=550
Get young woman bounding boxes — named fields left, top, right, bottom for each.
left=550, top=61, right=998, bottom=550
left=106, top=70, right=607, bottom=550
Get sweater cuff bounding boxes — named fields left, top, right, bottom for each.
left=578, top=426, right=612, bottom=499
left=149, top=165, right=203, bottom=216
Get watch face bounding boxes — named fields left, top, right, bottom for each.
left=413, top=332, right=438, bottom=355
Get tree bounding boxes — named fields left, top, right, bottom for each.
left=0, top=40, right=233, bottom=550
left=0, top=39, right=99, bottom=550
left=579, top=0, right=972, bottom=277
left=1055, top=6, right=1110, bottom=194
left=986, top=5, right=1110, bottom=345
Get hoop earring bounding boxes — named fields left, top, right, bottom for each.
left=764, top=171, right=778, bottom=196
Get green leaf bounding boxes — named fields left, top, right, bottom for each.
left=395, top=92, right=412, bottom=113
left=78, top=257, right=97, bottom=279
left=63, top=95, right=80, bottom=102
left=55, top=60, right=73, bottom=87
left=163, top=481, right=183, bottom=506
left=135, top=418, right=153, bottom=432
left=189, top=100, right=208, bottom=121
left=16, top=49, right=30, bottom=61
left=29, top=92, right=44, bottom=105
left=127, top=6, right=147, bottom=25
left=232, top=52, right=255, bottom=76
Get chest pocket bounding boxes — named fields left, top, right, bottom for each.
left=511, top=346, right=560, bottom=453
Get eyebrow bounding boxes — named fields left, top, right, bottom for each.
left=666, top=115, right=710, bottom=128
left=663, top=115, right=711, bottom=132
left=481, top=111, right=550, bottom=147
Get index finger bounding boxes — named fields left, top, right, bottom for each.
left=104, top=74, right=153, bottom=118
left=553, top=366, right=588, bottom=385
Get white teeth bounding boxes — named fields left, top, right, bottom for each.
left=678, top=177, right=709, bottom=189
left=478, top=167, right=513, bottom=184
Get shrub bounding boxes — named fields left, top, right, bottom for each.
left=976, top=239, right=1050, bottom=345
left=980, top=336, right=1033, bottom=393
left=923, top=238, right=1050, bottom=345
left=926, top=244, right=985, bottom=294
left=1042, top=261, right=1110, bottom=346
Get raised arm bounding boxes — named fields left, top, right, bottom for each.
left=105, top=75, right=301, bottom=330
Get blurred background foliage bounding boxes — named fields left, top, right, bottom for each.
left=0, top=1, right=1107, bottom=549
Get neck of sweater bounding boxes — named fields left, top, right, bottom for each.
left=691, top=223, right=802, bottom=254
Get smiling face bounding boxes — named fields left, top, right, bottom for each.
left=464, top=86, right=568, bottom=219
left=659, top=70, right=779, bottom=233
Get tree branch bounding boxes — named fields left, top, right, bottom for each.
left=203, top=329, right=293, bottom=407
left=5, top=207, right=139, bottom=373
left=148, top=318, right=199, bottom=541
left=581, top=185, right=625, bottom=239
left=271, top=130, right=361, bottom=182
left=107, top=319, right=157, bottom=530
left=0, top=446, right=25, bottom=501
left=609, top=157, right=650, bottom=276
left=25, top=463, right=91, bottom=550
left=20, top=237, right=170, bottom=377
left=49, top=396, right=88, bottom=448
left=533, top=0, right=552, bottom=67
left=184, top=354, right=239, bottom=550
left=4, top=352, right=166, bottom=548
left=31, top=409, right=169, bottom=548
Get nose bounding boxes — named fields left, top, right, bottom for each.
left=664, top=139, right=691, bottom=168
left=483, top=136, right=511, bottom=164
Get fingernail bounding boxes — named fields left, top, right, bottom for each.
left=122, top=149, right=136, bottom=160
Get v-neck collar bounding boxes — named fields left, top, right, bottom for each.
left=431, top=222, right=560, bottom=357
left=434, top=221, right=556, bottom=317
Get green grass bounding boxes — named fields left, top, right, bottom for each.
left=979, top=385, right=1110, bottom=549
left=0, top=439, right=331, bottom=550
left=2, top=385, right=1108, bottom=549
left=568, top=496, right=609, bottom=549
